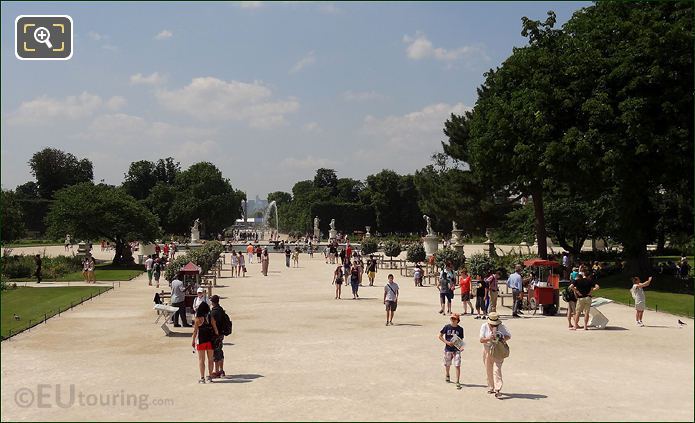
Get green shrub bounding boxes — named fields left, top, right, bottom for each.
left=1, top=256, right=34, bottom=278
left=360, top=238, right=379, bottom=255
left=434, top=248, right=467, bottom=271
left=406, top=243, right=426, bottom=263
left=493, top=252, right=539, bottom=278
left=383, top=240, right=402, bottom=258
left=467, top=253, right=495, bottom=278
left=163, top=241, right=224, bottom=282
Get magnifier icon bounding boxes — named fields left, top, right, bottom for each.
left=33, top=27, right=53, bottom=49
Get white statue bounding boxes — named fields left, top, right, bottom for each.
left=314, top=216, right=320, bottom=231
left=329, top=219, right=336, bottom=230
left=423, top=215, right=434, bottom=236
left=192, top=218, right=201, bottom=231
left=452, top=221, right=459, bottom=231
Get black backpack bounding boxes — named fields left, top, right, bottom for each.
left=561, top=286, right=576, bottom=303
left=216, top=308, right=233, bottom=336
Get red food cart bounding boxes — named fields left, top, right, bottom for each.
left=523, top=258, right=561, bottom=315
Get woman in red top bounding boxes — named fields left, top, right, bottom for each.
left=458, top=267, right=473, bottom=315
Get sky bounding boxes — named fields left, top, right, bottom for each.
left=1, top=1, right=590, bottom=198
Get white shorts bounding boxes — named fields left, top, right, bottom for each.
left=443, top=351, right=461, bottom=367
left=635, top=300, right=645, bottom=311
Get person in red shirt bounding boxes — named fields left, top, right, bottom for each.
left=163, top=243, right=169, bottom=257
left=345, top=243, right=352, bottom=263
left=459, top=267, right=473, bottom=315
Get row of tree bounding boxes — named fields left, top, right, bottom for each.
left=2, top=148, right=244, bottom=263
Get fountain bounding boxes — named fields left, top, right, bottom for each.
left=263, top=200, right=279, bottom=240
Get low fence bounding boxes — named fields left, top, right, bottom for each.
left=2, top=282, right=119, bottom=341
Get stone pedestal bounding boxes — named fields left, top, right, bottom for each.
left=484, top=240, right=496, bottom=257
left=423, top=235, right=439, bottom=256
left=191, top=228, right=200, bottom=243
left=314, top=228, right=320, bottom=240
left=329, top=229, right=338, bottom=241
left=451, top=229, right=463, bottom=245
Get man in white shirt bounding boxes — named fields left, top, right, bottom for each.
left=507, top=265, right=524, bottom=318
left=145, top=255, right=154, bottom=286
left=383, top=274, right=399, bottom=326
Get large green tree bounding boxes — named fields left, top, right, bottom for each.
left=13, top=181, right=51, bottom=233
left=1, top=190, right=27, bottom=242
left=29, top=148, right=93, bottom=199
left=46, top=183, right=160, bottom=264
left=363, top=170, right=422, bottom=233
left=166, top=162, right=244, bottom=236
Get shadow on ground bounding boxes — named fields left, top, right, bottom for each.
left=498, top=392, right=547, bottom=400
left=213, top=374, right=264, bottom=384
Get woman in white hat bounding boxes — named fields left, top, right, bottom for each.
left=193, top=287, right=208, bottom=314
left=479, top=312, right=511, bottom=398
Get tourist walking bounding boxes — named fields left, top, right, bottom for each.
left=145, top=255, right=154, bottom=286
left=246, top=243, right=254, bottom=264
left=438, top=313, right=464, bottom=390
left=507, top=265, right=524, bottom=317
left=332, top=264, right=344, bottom=299
left=152, top=258, right=162, bottom=288
left=192, top=301, right=218, bottom=383
left=413, top=263, right=424, bottom=287
left=256, top=245, right=263, bottom=264
left=349, top=260, right=360, bottom=299
left=82, top=253, right=96, bottom=284
left=285, top=246, right=292, bottom=267
left=261, top=248, right=269, bottom=276
left=630, top=276, right=653, bottom=326
left=366, top=255, right=378, bottom=286
left=569, top=273, right=600, bottom=330
left=65, top=234, right=71, bottom=251
left=479, top=312, right=511, bottom=398
left=329, top=244, right=337, bottom=264
left=230, top=251, right=238, bottom=277
left=292, top=248, right=300, bottom=267
left=486, top=270, right=499, bottom=313
left=459, top=267, right=473, bottom=315
left=34, top=254, right=42, bottom=284
left=238, top=252, right=246, bottom=277
left=437, top=262, right=456, bottom=315
left=562, top=281, right=577, bottom=328
left=383, top=274, right=399, bottom=325
left=170, top=273, right=190, bottom=327
left=474, top=274, right=488, bottom=319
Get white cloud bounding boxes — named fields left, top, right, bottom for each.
left=87, top=31, right=104, bottom=41
left=6, top=92, right=126, bottom=125
left=302, top=122, right=321, bottom=133
left=129, top=72, right=166, bottom=85
left=175, top=140, right=218, bottom=159
left=105, top=96, right=127, bottom=111
left=239, top=1, right=264, bottom=9
left=342, top=90, right=385, bottom=102
left=280, top=155, right=337, bottom=170
left=290, top=51, right=316, bottom=74
left=156, top=77, right=299, bottom=128
left=403, top=31, right=488, bottom=63
left=76, top=113, right=216, bottom=146
left=363, top=102, right=470, bottom=151
left=154, top=30, right=173, bottom=40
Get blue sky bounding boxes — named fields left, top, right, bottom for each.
left=1, top=1, right=589, bottom=197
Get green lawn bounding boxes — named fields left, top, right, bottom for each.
left=595, top=273, right=693, bottom=318
left=1, top=286, right=111, bottom=338
left=9, top=262, right=143, bottom=282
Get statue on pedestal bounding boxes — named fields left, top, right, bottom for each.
left=423, top=215, right=434, bottom=236
left=191, top=218, right=201, bottom=242
left=329, top=219, right=336, bottom=230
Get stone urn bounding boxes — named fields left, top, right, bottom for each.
left=423, top=234, right=439, bottom=256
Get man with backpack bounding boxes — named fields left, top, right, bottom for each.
left=437, top=262, right=456, bottom=315
left=209, top=295, right=232, bottom=378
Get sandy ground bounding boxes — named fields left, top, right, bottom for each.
left=1, top=250, right=693, bottom=422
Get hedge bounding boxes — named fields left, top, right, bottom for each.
left=164, top=241, right=225, bottom=282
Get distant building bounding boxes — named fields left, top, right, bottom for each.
left=246, top=195, right=268, bottom=216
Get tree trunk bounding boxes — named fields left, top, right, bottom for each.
left=113, top=240, right=125, bottom=264
left=556, top=233, right=582, bottom=256
left=531, top=189, right=548, bottom=259
left=655, top=229, right=666, bottom=255
left=624, top=246, right=651, bottom=279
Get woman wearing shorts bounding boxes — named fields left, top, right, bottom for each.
left=237, top=251, right=246, bottom=277
left=333, top=265, right=344, bottom=299
left=630, top=276, right=652, bottom=326
left=459, top=268, right=473, bottom=315
left=192, top=301, right=218, bottom=383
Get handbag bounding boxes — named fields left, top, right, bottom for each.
left=490, top=337, right=510, bottom=360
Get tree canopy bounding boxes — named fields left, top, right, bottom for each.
left=29, top=148, right=93, bottom=199
left=46, top=183, right=161, bottom=263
